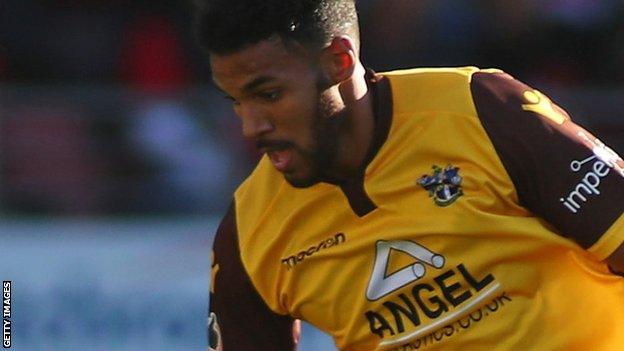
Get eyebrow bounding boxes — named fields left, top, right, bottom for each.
left=213, top=75, right=277, bottom=98
left=242, top=76, right=277, bottom=93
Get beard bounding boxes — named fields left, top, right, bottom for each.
left=283, top=79, right=344, bottom=188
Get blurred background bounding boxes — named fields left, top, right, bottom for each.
left=0, top=0, right=623, bottom=350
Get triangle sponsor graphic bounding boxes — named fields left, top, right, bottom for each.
left=385, top=248, right=425, bottom=277
left=366, top=240, right=445, bottom=301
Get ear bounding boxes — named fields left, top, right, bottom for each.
left=321, top=36, right=357, bottom=84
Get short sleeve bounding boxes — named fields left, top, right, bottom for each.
left=209, top=202, right=296, bottom=350
left=470, top=71, right=624, bottom=259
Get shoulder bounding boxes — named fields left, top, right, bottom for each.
left=380, top=66, right=503, bottom=117
left=209, top=201, right=297, bottom=350
left=469, top=70, right=569, bottom=124
left=467, top=71, right=624, bottom=258
left=381, top=66, right=489, bottom=81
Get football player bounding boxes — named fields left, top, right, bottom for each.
left=197, top=1, right=624, bottom=350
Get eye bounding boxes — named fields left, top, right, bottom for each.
left=224, top=95, right=240, bottom=106
left=257, top=89, right=281, bottom=102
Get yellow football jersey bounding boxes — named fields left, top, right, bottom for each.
left=209, top=67, right=624, bottom=351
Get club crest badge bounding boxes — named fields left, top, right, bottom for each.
left=417, top=165, right=463, bottom=206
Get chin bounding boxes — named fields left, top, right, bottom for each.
left=281, top=154, right=327, bottom=188
left=283, top=171, right=321, bottom=188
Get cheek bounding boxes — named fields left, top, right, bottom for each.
left=276, top=89, right=320, bottom=132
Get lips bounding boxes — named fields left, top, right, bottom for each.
left=267, top=149, right=293, bottom=172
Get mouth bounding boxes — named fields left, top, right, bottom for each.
left=264, top=148, right=293, bottom=172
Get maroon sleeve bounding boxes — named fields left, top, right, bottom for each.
left=209, top=203, right=296, bottom=351
left=470, top=72, right=624, bottom=249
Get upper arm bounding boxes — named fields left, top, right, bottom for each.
left=209, top=203, right=297, bottom=350
left=470, top=71, right=624, bottom=261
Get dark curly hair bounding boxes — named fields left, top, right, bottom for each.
left=195, top=0, right=359, bottom=55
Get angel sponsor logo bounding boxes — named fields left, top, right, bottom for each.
left=390, top=292, right=512, bottom=350
left=364, top=263, right=500, bottom=348
left=362, top=241, right=502, bottom=348
left=281, top=233, right=345, bottom=269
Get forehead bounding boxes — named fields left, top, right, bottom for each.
left=210, top=37, right=315, bottom=91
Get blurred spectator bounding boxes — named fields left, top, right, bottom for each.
left=120, top=14, right=190, bottom=93
left=0, top=102, right=106, bottom=214
left=120, top=11, right=234, bottom=213
left=127, top=99, right=232, bottom=214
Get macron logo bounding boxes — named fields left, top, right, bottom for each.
left=281, top=233, right=346, bottom=269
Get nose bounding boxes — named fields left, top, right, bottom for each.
left=236, top=104, right=274, bottom=139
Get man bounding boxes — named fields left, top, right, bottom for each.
left=197, top=1, right=624, bottom=350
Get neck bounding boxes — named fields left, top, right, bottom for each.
left=324, top=62, right=375, bottom=183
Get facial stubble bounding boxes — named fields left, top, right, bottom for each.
left=284, top=79, right=345, bottom=188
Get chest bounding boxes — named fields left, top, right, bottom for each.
left=241, top=182, right=565, bottom=350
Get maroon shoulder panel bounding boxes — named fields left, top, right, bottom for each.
left=471, top=72, right=624, bottom=249
left=209, top=203, right=296, bottom=350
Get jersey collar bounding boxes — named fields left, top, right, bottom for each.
left=338, top=68, right=393, bottom=217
